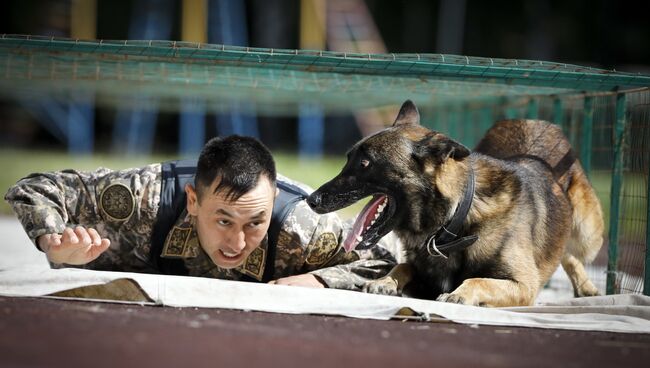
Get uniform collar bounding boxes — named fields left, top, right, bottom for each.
left=160, top=210, right=268, bottom=281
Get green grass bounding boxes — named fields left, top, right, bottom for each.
left=3, top=149, right=644, bottom=231
left=0, top=149, right=363, bottom=220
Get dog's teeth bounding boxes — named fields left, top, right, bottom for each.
left=366, top=226, right=371, bottom=231
left=377, top=205, right=384, bottom=213
left=356, top=235, right=363, bottom=242
left=374, top=213, right=380, bottom=219
left=371, top=220, right=376, bottom=226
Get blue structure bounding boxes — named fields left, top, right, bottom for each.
left=298, top=103, right=324, bottom=159
left=179, top=0, right=259, bottom=157
left=112, top=0, right=173, bottom=155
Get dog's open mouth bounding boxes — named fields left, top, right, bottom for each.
left=343, top=194, right=392, bottom=252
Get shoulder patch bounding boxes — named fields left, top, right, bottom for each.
left=238, top=246, right=266, bottom=280
left=306, top=232, right=339, bottom=266
left=161, top=226, right=192, bottom=258
left=99, top=183, right=135, bottom=221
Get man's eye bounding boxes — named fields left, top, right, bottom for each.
left=248, top=221, right=262, bottom=228
left=218, top=219, right=230, bottom=226
left=360, top=159, right=370, bottom=168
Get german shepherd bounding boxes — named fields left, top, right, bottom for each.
left=307, top=100, right=603, bottom=307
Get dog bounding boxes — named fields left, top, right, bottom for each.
left=306, top=100, right=603, bottom=307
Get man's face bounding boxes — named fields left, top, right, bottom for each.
left=186, top=176, right=276, bottom=269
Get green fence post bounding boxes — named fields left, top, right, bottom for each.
left=527, top=97, right=539, bottom=119
left=607, top=92, right=626, bottom=295
left=448, top=108, right=459, bottom=140
left=481, top=107, right=492, bottom=134
left=646, top=167, right=650, bottom=295
left=553, top=97, right=563, bottom=125
left=581, top=96, right=594, bottom=177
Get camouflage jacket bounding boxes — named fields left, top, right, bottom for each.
left=5, top=164, right=399, bottom=290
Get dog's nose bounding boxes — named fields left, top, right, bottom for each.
left=306, top=192, right=322, bottom=209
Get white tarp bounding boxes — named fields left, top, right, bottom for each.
left=2, top=217, right=649, bottom=334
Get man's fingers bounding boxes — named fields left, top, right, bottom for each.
left=87, top=228, right=102, bottom=246
left=62, top=227, right=78, bottom=244
left=51, top=234, right=62, bottom=246
left=74, top=226, right=92, bottom=246
left=100, top=238, right=111, bottom=249
left=38, top=234, right=61, bottom=252
left=87, top=238, right=111, bottom=261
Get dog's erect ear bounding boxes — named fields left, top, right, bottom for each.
left=393, top=100, right=420, bottom=126
left=414, top=133, right=471, bottom=163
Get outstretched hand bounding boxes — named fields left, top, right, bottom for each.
left=268, top=274, right=326, bottom=288
left=38, top=226, right=111, bottom=265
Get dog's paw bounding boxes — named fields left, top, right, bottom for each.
left=436, top=293, right=468, bottom=305
left=574, top=281, right=601, bottom=298
left=362, top=278, right=400, bottom=296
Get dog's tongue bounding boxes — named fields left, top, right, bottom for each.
left=343, top=194, right=388, bottom=252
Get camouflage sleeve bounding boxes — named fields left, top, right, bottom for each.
left=4, top=169, right=110, bottom=248
left=298, top=206, right=401, bottom=291
left=309, top=231, right=402, bottom=291
left=4, top=165, right=161, bottom=253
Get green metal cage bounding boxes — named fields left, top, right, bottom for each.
left=1, top=34, right=649, bottom=295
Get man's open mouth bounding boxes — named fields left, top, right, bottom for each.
left=343, top=194, right=394, bottom=252
left=219, top=249, right=242, bottom=259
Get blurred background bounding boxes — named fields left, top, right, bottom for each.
left=0, top=0, right=649, bottom=218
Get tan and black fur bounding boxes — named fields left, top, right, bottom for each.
left=307, top=100, right=603, bottom=307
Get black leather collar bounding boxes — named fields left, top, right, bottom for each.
left=425, top=167, right=478, bottom=258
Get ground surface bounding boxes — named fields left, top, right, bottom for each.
left=1, top=296, right=649, bottom=368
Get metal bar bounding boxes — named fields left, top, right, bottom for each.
left=580, top=96, right=594, bottom=177
left=447, top=108, right=459, bottom=140
left=182, top=0, right=208, bottom=43
left=553, top=97, right=563, bottom=125
left=179, top=98, right=206, bottom=157
left=646, top=99, right=650, bottom=296
left=645, top=159, right=650, bottom=295
left=71, top=0, right=97, bottom=40
left=298, top=103, right=324, bottom=159
left=66, top=97, right=94, bottom=154
left=480, top=107, right=492, bottom=135
left=607, top=92, right=626, bottom=295
left=526, top=97, right=538, bottom=119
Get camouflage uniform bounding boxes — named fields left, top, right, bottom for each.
left=5, top=164, right=400, bottom=290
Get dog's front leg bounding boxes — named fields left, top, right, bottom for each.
left=362, top=263, right=413, bottom=296
left=437, top=278, right=536, bottom=307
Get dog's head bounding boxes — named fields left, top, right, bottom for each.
left=307, top=100, right=470, bottom=252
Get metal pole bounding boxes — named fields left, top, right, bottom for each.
left=645, top=161, right=650, bottom=295
left=553, top=97, right=563, bottom=125
left=581, top=96, right=594, bottom=177
left=607, top=92, right=626, bottom=295
left=527, top=97, right=539, bottom=119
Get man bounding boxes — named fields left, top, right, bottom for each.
left=5, top=135, right=398, bottom=289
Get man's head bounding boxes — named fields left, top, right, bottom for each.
left=185, top=135, right=277, bottom=269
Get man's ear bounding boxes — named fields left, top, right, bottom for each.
left=413, top=133, right=470, bottom=164
left=185, top=183, right=199, bottom=216
left=393, top=100, right=420, bottom=127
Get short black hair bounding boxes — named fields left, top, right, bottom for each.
left=195, top=135, right=277, bottom=202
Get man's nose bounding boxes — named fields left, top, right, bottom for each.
left=225, top=230, right=246, bottom=252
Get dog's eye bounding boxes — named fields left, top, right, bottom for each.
left=360, top=159, right=370, bottom=168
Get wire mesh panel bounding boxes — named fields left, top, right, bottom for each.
left=0, top=34, right=649, bottom=295
left=424, top=90, right=649, bottom=295
left=615, top=90, right=650, bottom=293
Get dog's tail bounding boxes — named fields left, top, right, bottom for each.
left=564, top=161, right=604, bottom=263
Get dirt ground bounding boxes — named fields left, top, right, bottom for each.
left=1, top=296, right=648, bottom=368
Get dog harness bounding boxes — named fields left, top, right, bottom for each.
left=425, top=168, right=478, bottom=258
